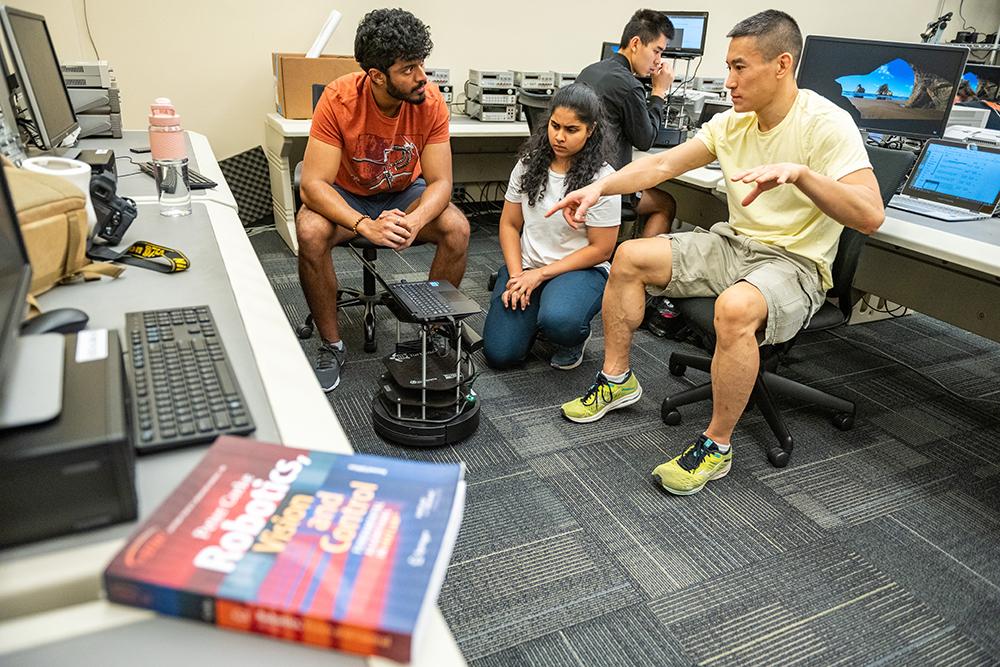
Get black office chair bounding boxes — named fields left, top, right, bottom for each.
left=659, top=144, right=916, bottom=468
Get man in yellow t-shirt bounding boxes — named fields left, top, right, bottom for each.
left=548, top=10, right=884, bottom=496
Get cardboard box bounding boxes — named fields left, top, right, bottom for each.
left=272, top=53, right=362, bottom=119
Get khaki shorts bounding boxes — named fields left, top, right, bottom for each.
left=646, top=223, right=825, bottom=345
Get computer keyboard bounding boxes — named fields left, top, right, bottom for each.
left=137, top=161, right=218, bottom=190
left=394, top=282, right=451, bottom=316
left=888, top=195, right=988, bottom=221
left=125, top=305, right=254, bottom=454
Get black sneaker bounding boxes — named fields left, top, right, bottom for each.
left=314, top=341, right=345, bottom=392
left=644, top=296, right=685, bottom=339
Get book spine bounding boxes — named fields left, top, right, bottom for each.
left=104, top=573, right=411, bottom=662
left=215, top=599, right=411, bottom=662
left=104, top=572, right=214, bottom=623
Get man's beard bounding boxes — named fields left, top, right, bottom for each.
left=386, top=78, right=427, bottom=104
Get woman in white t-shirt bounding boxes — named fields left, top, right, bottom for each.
left=483, top=84, right=622, bottom=370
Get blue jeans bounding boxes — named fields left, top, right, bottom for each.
left=483, top=265, right=607, bottom=368
left=332, top=177, right=426, bottom=218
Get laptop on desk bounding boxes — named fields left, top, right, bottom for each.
left=888, top=139, right=1000, bottom=222
left=346, top=244, right=481, bottom=322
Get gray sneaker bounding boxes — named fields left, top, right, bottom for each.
left=314, top=341, right=345, bottom=392
left=550, top=330, right=591, bottom=370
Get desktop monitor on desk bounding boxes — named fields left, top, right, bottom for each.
left=0, top=160, right=30, bottom=393
left=601, top=11, right=708, bottom=61
left=659, top=11, right=708, bottom=59
left=0, top=164, right=65, bottom=430
left=0, top=6, right=79, bottom=149
left=797, top=36, right=968, bottom=140
left=963, top=64, right=1000, bottom=102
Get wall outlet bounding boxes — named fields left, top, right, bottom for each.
left=452, top=185, right=467, bottom=201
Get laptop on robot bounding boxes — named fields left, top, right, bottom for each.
left=347, top=244, right=480, bottom=322
left=888, top=139, right=1000, bottom=222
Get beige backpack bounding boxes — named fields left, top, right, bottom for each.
left=3, top=160, right=122, bottom=305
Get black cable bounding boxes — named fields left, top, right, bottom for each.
left=828, top=328, right=1000, bottom=406
left=115, top=154, right=143, bottom=177
left=957, top=0, right=972, bottom=31
left=860, top=294, right=908, bottom=317
left=83, top=0, right=101, bottom=59
left=16, top=117, right=43, bottom=149
left=667, top=56, right=702, bottom=97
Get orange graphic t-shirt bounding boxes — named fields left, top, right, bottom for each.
left=309, top=72, right=450, bottom=197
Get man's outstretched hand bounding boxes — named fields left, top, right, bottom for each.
left=545, top=182, right=603, bottom=229
left=731, top=163, right=805, bottom=207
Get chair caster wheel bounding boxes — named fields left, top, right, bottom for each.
left=296, top=325, right=313, bottom=340
left=767, top=445, right=791, bottom=468
left=661, top=405, right=682, bottom=426
left=832, top=413, right=855, bottom=431
left=669, top=360, right=686, bottom=377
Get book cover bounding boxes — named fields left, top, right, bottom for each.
left=103, top=436, right=465, bottom=663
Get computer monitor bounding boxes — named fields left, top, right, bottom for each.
left=0, top=164, right=65, bottom=430
left=0, top=161, right=29, bottom=388
left=0, top=6, right=78, bottom=149
left=660, top=11, right=708, bottom=59
left=963, top=64, right=1000, bottom=102
left=797, top=36, right=968, bottom=140
left=697, top=99, right=732, bottom=127
left=600, top=41, right=620, bottom=60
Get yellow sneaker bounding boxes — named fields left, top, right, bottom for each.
left=652, top=436, right=732, bottom=495
left=561, top=372, right=643, bottom=423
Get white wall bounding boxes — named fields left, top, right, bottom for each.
left=21, top=0, right=1000, bottom=159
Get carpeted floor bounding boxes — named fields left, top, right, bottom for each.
left=250, top=218, right=1000, bottom=666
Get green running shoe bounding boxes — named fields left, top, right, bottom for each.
left=561, top=371, right=643, bottom=423
left=652, top=435, right=732, bottom=495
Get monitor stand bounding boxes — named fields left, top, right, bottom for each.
left=0, top=334, right=64, bottom=429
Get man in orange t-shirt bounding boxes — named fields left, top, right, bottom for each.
left=297, top=8, right=470, bottom=391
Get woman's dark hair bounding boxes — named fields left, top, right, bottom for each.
left=354, top=9, right=433, bottom=73
left=516, top=84, right=610, bottom=207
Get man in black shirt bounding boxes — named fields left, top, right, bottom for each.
left=577, top=9, right=677, bottom=239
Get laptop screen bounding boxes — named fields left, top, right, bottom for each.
left=902, top=139, right=1000, bottom=214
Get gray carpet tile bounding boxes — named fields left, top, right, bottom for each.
left=249, top=220, right=1000, bottom=666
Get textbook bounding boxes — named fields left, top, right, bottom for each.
left=103, top=436, right=465, bottom=663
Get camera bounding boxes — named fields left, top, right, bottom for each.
left=91, top=172, right=138, bottom=245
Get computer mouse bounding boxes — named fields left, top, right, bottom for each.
left=20, top=308, right=89, bottom=336
left=706, top=161, right=722, bottom=170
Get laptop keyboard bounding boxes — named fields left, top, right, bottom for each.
left=137, top=161, right=218, bottom=190
left=394, top=282, right=452, bottom=316
left=889, top=195, right=986, bottom=221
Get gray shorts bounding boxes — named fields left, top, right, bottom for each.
left=646, top=223, right=825, bottom=345
left=332, top=177, right=426, bottom=220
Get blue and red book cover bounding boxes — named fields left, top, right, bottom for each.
left=103, top=436, right=465, bottom=663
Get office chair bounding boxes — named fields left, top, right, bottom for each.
left=659, top=143, right=916, bottom=468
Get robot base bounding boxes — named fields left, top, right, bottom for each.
left=372, top=395, right=480, bottom=447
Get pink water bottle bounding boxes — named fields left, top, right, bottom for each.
left=148, top=98, right=191, bottom=217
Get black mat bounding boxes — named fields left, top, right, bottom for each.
left=251, top=221, right=1000, bottom=666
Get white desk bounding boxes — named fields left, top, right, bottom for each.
left=75, top=130, right=239, bottom=212
left=853, top=209, right=1000, bottom=342
left=0, top=136, right=464, bottom=666
left=264, top=113, right=529, bottom=255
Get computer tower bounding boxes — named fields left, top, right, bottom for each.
left=0, top=330, right=137, bottom=548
